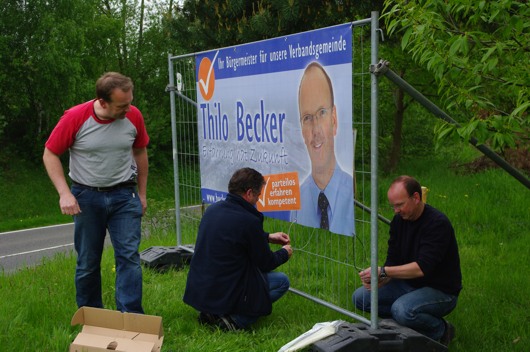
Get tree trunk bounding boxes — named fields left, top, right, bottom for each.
left=386, top=69, right=406, bottom=173
left=119, top=0, right=128, bottom=72
left=136, top=0, right=145, bottom=72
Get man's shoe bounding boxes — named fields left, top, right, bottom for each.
left=440, top=319, right=455, bottom=346
left=198, top=312, right=218, bottom=326
left=217, top=315, right=243, bottom=332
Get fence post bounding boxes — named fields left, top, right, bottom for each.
left=167, top=54, right=183, bottom=245
left=369, top=11, right=381, bottom=330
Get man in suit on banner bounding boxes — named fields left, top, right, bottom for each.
left=291, top=62, right=354, bottom=236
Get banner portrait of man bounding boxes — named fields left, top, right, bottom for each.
left=195, top=23, right=355, bottom=236
left=290, top=62, right=355, bottom=236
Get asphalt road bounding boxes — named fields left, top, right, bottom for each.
left=0, top=223, right=76, bottom=274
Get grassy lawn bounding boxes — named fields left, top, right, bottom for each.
left=0, top=159, right=70, bottom=232
left=0, top=149, right=528, bottom=351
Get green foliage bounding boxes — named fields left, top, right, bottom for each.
left=0, top=0, right=176, bottom=168
left=170, top=0, right=381, bottom=50
left=383, top=0, right=530, bottom=153
left=0, top=0, right=101, bottom=158
left=2, top=0, right=527, bottom=183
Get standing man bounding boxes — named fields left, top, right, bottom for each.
left=290, top=62, right=355, bottom=236
left=43, top=72, right=149, bottom=313
left=353, top=176, right=462, bottom=346
left=184, top=167, right=293, bottom=331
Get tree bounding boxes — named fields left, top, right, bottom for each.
left=169, top=0, right=383, bottom=51
left=0, top=0, right=175, bottom=165
left=0, top=0, right=105, bottom=159
left=374, top=40, right=441, bottom=173
left=383, top=0, right=530, bottom=155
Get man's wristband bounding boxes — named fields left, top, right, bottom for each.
left=379, top=266, right=387, bottom=279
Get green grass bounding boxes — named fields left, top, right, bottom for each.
left=0, top=160, right=71, bottom=232
left=1, top=147, right=529, bottom=351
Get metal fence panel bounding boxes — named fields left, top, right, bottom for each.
left=166, top=13, right=380, bottom=327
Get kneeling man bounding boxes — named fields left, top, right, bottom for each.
left=353, top=176, right=461, bottom=346
left=184, top=167, right=293, bottom=331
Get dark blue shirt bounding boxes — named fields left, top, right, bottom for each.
left=183, top=193, right=289, bottom=316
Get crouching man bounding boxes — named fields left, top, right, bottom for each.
left=183, top=167, right=293, bottom=331
left=353, top=176, right=462, bottom=346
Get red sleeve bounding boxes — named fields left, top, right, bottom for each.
left=44, top=101, right=93, bottom=155
left=128, top=105, right=150, bottom=148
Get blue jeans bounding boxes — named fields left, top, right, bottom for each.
left=353, top=279, right=458, bottom=340
left=72, top=185, right=144, bottom=313
left=232, top=271, right=290, bottom=329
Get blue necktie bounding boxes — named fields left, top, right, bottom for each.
left=318, top=192, right=329, bottom=230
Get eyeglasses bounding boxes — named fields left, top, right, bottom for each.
left=301, top=106, right=332, bottom=127
left=389, top=196, right=413, bottom=210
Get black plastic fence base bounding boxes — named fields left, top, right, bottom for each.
left=140, top=245, right=194, bottom=271
left=308, top=319, right=448, bottom=352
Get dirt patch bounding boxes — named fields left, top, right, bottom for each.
left=455, top=146, right=530, bottom=175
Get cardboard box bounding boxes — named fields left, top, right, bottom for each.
left=69, top=307, right=164, bottom=352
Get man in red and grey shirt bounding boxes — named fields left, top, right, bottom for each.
left=43, top=72, right=149, bottom=313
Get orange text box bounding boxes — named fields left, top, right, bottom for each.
left=257, top=172, right=301, bottom=212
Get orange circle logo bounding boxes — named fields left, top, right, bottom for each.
left=198, top=56, right=215, bottom=101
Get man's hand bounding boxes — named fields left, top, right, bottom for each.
left=269, top=232, right=290, bottom=245
left=43, top=148, right=81, bottom=215
left=358, top=267, right=389, bottom=289
left=59, top=192, right=81, bottom=215
left=283, top=244, right=293, bottom=258
left=139, top=194, right=147, bottom=215
left=358, top=267, right=372, bottom=283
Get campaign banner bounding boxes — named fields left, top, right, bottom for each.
left=196, top=23, right=355, bottom=236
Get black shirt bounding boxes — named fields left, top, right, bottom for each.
left=386, top=204, right=462, bottom=296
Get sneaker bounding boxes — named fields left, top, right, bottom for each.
left=198, top=312, right=218, bottom=326
left=217, top=315, right=243, bottom=332
left=440, top=319, right=455, bottom=346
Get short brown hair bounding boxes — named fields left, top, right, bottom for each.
left=96, top=72, right=134, bottom=102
